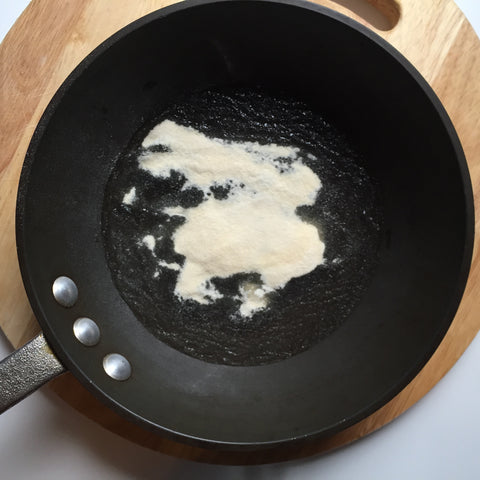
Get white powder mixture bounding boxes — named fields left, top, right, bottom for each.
left=123, top=186, right=136, bottom=205
left=131, top=119, right=325, bottom=317
left=142, top=234, right=156, bottom=252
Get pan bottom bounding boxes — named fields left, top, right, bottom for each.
left=102, top=87, right=383, bottom=366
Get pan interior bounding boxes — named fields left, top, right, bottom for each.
left=102, top=87, right=383, bottom=366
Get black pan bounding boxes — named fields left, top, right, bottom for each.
left=0, top=0, right=474, bottom=450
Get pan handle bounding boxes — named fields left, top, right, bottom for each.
left=0, top=333, right=66, bottom=413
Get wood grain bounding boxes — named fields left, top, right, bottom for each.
left=1, top=0, right=479, bottom=464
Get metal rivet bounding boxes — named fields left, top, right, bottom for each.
left=73, top=317, right=100, bottom=346
left=103, top=353, right=131, bottom=381
left=52, top=276, right=78, bottom=307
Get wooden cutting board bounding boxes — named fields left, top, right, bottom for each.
left=1, top=0, right=479, bottom=465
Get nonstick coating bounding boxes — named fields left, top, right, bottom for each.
left=16, top=0, right=474, bottom=448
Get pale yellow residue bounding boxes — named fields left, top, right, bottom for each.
left=138, top=120, right=325, bottom=317
left=237, top=282, right=274, bottom=317
left=123, top=186, right=136, bottom=205
left=158, top=260, right=182, bottom=271
left=142, top=234, right=156, bottom=252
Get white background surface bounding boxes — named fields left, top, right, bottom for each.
left=1, top=1, right=479, bottom=479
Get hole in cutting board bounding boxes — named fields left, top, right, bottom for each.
left=329, top=0, right=400, bottom=31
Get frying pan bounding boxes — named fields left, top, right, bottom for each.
left=0, top=0, right=474, bottom=450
